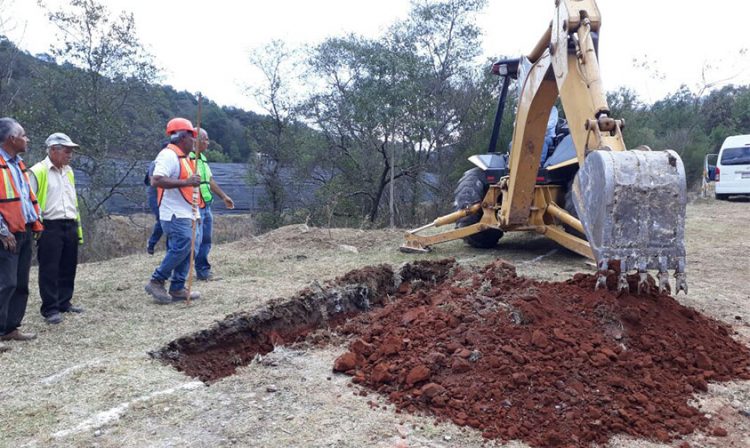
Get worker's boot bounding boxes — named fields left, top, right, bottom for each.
left=169, top=289, right=201, bottom=301
left=0, top=329, right=37, bottom=341
left=145, top=279, right=172, bottom=304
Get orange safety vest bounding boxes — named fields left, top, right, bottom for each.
left=0, top=154, right=44, bottom=233
left=156, top=144, right=205, bottom=209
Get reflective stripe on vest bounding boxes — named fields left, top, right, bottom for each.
left=29, top=162, right=84, bottom=243
left=0, top=161, right=15, bottom=199
left=0, top=154, right=44, bottom=233
left=189, top=152, right=213, bottom=204
left=156, top=144, right=206, bottom=209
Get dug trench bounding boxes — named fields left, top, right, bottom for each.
left=151, top=258, right=750, bottom=447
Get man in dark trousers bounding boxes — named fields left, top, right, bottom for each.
left=0, top=117, right=42, bottom=352
left=29, top=133, right=85, bottom=325
left=145, top=159, right=163, bottom=254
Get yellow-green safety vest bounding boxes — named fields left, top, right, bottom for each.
left=29, top=163, right=84, bottom=244
left=189, top=152, right=213, bottom=204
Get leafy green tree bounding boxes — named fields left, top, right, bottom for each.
left=33, top=0, right=158, bottom=258
left=392, top=0, right=490, bottom=223
left=247, top=40, right=298, bottom=223
left=304, top=0, right=490, bottom=226
left=0, top=36, right=23, bottom=113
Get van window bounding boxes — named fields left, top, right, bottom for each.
left=720, top=147, right=750, bottom=165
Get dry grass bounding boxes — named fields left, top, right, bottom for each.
left=1, top=199, right=749, bottom=447
left=81, top=213, right=258, bottom=262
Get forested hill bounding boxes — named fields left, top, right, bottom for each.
left=0, top=36, right=260, bottom=163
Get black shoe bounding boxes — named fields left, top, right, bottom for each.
left=45, top=313, right=63, bottom=324
left=62, top=305, right=85, bottom=314
left=0, top=329, right=37, bottom=340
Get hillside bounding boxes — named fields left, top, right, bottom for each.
left=0, top=36, right=263, bottom=163
left=1, top=199, right=749, bottom=447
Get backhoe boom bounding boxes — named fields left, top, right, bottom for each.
left=401, top=0, right=688, bottom=295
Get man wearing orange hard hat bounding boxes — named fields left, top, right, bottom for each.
left=144, top=118, right=204, bottom=304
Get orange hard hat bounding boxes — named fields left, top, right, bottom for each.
left=165, top=118, right=197, bottom=137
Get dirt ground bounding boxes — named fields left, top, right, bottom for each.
left=1, top=199, right=749, bottom=448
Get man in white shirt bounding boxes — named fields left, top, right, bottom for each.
left=145, top=118, right=203, bottom=304
left=29, top=133, right=85, bottom=324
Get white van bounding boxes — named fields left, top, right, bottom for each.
left=715, top=134, right=750, bottom=200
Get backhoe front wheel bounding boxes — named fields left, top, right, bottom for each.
left=454, top=167, right=503, bottom=249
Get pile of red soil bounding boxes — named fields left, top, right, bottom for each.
left=334, top=260, right=750, bottom=447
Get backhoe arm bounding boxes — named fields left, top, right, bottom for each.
left=503, top=0, right=687, bottom=294
left=501, top=0, right=624, bottom=226
left=402, top=0, right=688, bottom=295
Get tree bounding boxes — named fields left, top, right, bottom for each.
left=304, top=0, right=491, bottom=226
left=19, top=0, right=163, bottom=253
left=246, top=40, right=326, bottom=229
left=0, top=0, right=25, bottom=113
left=0, top=36, right=23, bottom=113
left=40, top=0, right=159, bottom=256
left=392, top=0, right=490, bottom=222
left=305, top=36, right=411, bottom=224
left=247, top=40, right=298, bottom=223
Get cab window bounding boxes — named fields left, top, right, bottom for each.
left=720, top=147, right=750, bottom=166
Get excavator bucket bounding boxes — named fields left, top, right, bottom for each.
left=573, top=149, right=688, bottom=294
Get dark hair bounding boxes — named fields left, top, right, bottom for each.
left=0, top=117, right=21, bottom=143
left=169, top=130, right=192, bottom=144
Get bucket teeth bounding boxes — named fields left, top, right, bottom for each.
left=675, top=272, right=688, bottom=295
left=637, top=272, right=650, bottom=295
left=656, top=256, right=670, bottom=294
left=595, top=259, right=608, bottom=291
left=674, top=258, right=687, bottom=295
left=636, top=259, right=650, bottom=295
left=657, top=271, right=670, bottom=294
left=617, top=272, right=629, bottom=293
left=589, top=255, right=686, bottom=296
left=595, top=275, right=607, bottom=291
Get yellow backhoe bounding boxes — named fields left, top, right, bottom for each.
left=401, top=0, right=688, bottom=295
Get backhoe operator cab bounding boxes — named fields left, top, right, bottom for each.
left=715, top=134, right=750, bottom=200
left=401, top=0, right=689, bottom=295
left=456, top=57, right=580, bottom=249
left=474, top=58, right=579, bottom=184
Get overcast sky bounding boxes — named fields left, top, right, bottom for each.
left=5, top=0, right=750, bottom=111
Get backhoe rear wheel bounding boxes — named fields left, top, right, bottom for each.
left=454, top=167, right=503, bottom=249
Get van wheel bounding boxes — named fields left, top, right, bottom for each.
left=454, top=168, right=503, bottom=249
left=715, top=193, right=729, bottom=201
